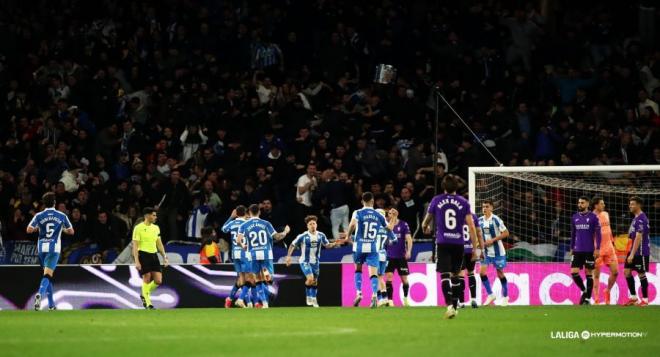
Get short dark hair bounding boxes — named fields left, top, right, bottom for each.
left=248, top=204, right=260, bottom=216
left=142, top=207, right=156, bottom=216
left=201, top=226, right=214, bottom=238
left=42, top=192, right=56, bottom=208
left=591, top=196, right=603, bottom=209
left=236, top=205, right=247, bottom=216
left=441, top=175, right=458, bottom=193
left=362, top=192, right=374, bottom=203
left=304, top=215, right=318, bottom=224
left=629, top=196, right=643, bottom=206
left=578, top=195, right=590, bottom=203
left=483, top=199, right=494, bottom=207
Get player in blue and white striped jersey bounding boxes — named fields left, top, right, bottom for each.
left=285, top=215, right=341, bottom=307
left=236, top=204, right=290, bottom=308
left=346, top=192, right=395, bottom=308
left=376, top=208, right=398, bottom=307
left=221, top=205, right=250, bottom=308
left=478, top=199, right=510, bottom=306
left=26, top=192, right=74, bottom=310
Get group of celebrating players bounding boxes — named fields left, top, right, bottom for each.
left=27, top=173, right=651, bottom=315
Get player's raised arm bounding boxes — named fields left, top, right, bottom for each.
left=221, top=209, right=238, bottom=233
left=273, top=225, right=291, bottom=241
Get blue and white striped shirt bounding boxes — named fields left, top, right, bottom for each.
left=353, top=207, right=388, bottom=254
left=377, top=227, right=397, bottom=262
left=479, top=214, right=508, bottom=257
left=291, top=231, right=330, bottom=264
left=28, top=208, right=72, bottom=254
left=222, top=217, right=247, bottom=260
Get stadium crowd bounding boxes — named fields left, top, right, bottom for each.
left=0, top=0, right=658, bottom=262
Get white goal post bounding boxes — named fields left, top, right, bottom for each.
left=468, top=165, right=660, bottom=262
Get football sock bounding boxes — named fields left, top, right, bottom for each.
left=147, top=281, right=159, bottom=293
left=458, top=278, right=465, bottom=302
left=240, top=284, right=250, bottom=301
left=402, top=283, right=409, bottom=298
left=500, top=277, right=509, bottom=298
left=640, top=275, right=649, bottom=299
left=230, top=283, right=239, bottom=300
left=355, top=271, right=362, bottom=294
left=626, top=276, right=636, bottom=297
left=571, top=272, right=586, bottom=293
left=386, top=281, right=394, bottom=300
left=468, top=274, right=477, bottom=299
left=441, top=273, right=452, bottom=306
left=450, top=276, right=461, bottom=309
left=46, top=281, right=55, bottom=307
left=585, top=275, right=593, bottom=299
left=370, top=275, right=379, bottom=297
left=481, top=275, right=493, bottom=295
left=39, top=275, right=51, bottom=297
left=251, top=282, right=259, bottom=303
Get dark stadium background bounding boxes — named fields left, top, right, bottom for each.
left=0, top=0, right=658, bottom=265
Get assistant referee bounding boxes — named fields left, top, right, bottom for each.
left=132, top=207, right=169, bottom=309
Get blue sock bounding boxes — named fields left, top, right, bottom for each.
left=481, top=275, right=493, bottom=295
left=230, top=283, right=239, bottom=300
left=355, top=272, right=362, bottom=294
left=377, top=290, right=382, bottom=300
left=500, top=277, right=508, bottom=297
left=311, top=287, right=317, bottom=298
left=258, top=282, right=267, bottom=303
left=46, top=282, right=55, bottom=308
left=38, top=276, right=50, bottom=296
left=251, top=284, right=259, bottom=303
left=240, top=285, right=249, bottom=301
left=370, top=275, right=378, bottom=296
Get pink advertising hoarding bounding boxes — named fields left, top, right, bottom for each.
left=341, top=262, right=658, bottom=306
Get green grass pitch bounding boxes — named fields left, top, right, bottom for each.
left=1, top=306, right=658, bottom=357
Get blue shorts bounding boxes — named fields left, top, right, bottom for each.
left=378, top=260, right=388, bottom=275
left=300, top=262, right=320, bottom=278
left=39, top=252, right=60, bottom=271
left=233, top=258, right=250, bottom=273
left=353, top=252, right=380, bottom=268
left=483, top=256, right=507, bottom=270
left=252, top=259, right=274, bottom=275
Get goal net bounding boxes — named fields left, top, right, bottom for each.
left=467, top=165, right=660, bottom=305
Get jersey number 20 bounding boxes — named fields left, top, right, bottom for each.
left=249, top=231, right=268, bottom=247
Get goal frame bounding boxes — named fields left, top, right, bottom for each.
left=468, top=165, right=660, bottom=211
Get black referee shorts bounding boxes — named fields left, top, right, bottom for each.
left=385, top=258, right=410, bottom=276
left=138, top=251, right=162, bottom=275
left=436, top=244, right=464, bottom=274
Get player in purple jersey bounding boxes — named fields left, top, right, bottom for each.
left=26, top=193, right=74, bottom=310
left=385, top=211, right=413, bottom=307
left=569, top=196, right=601, bottom=305
left=459, top=212, right=484, bottom=309
left=422, top=175, right=479, bottom=319
left=624, top=196, right=651, bottom=306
